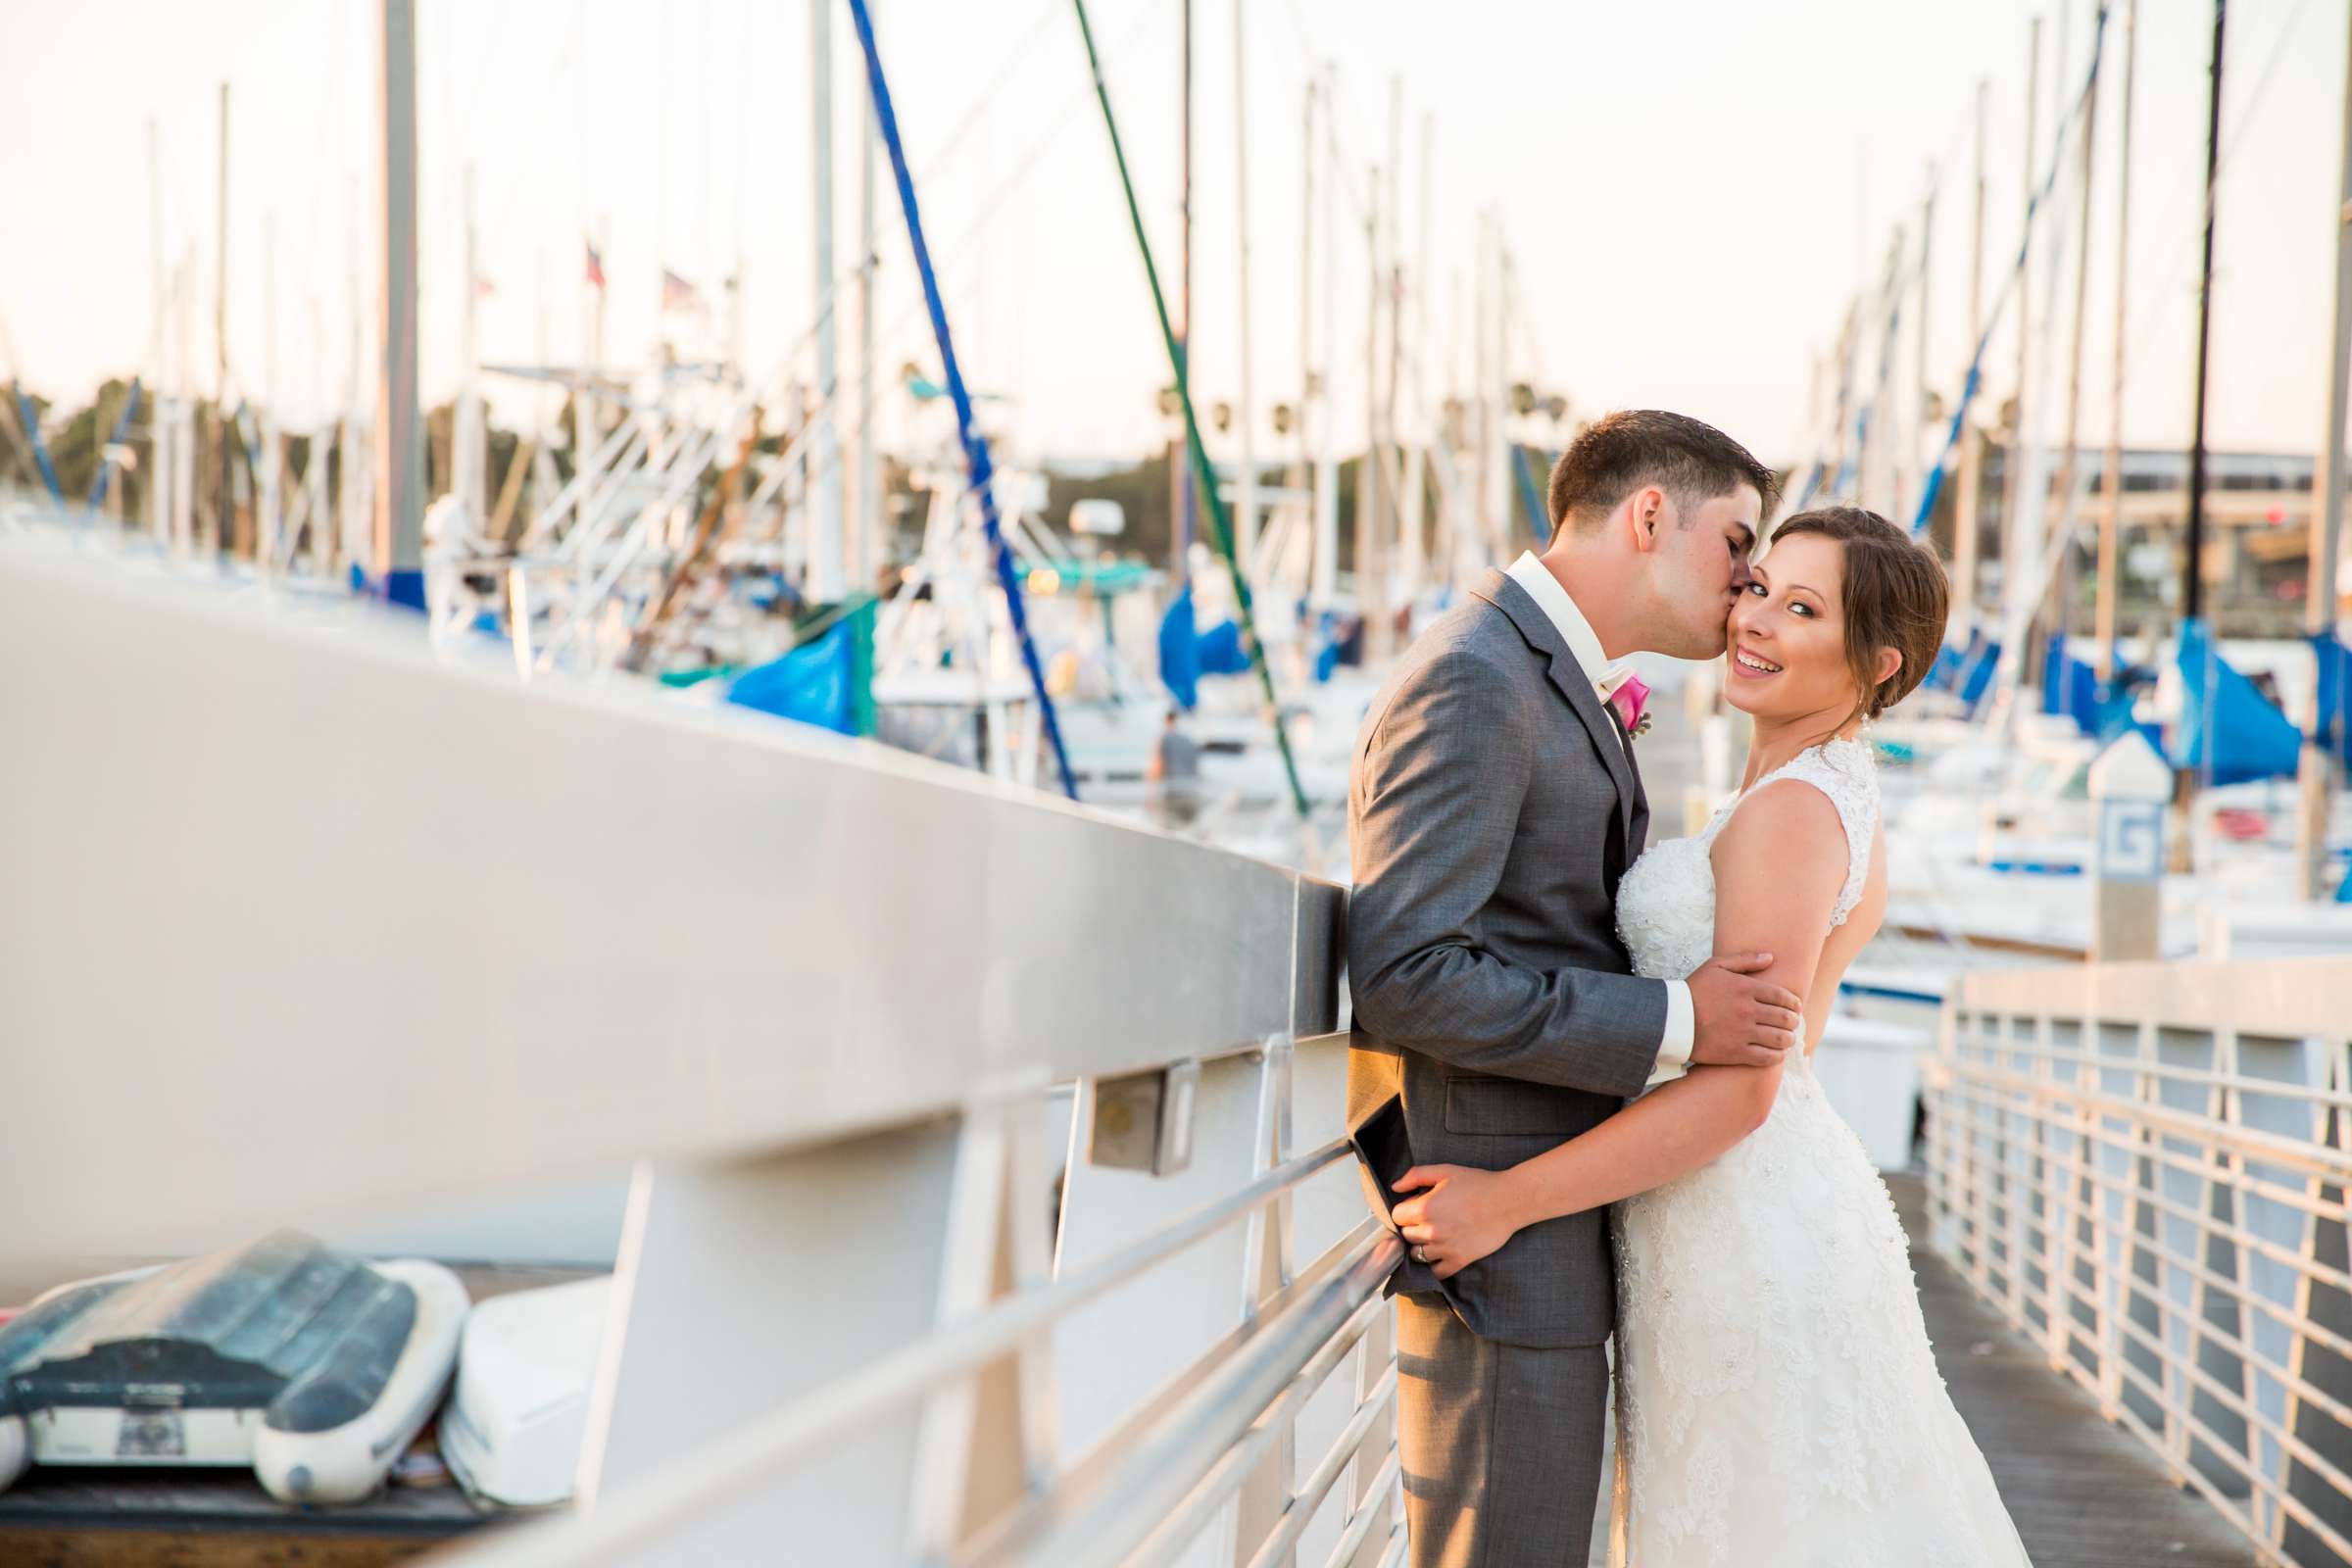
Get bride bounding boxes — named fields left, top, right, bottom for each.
left=1387, top=506, right=2031, bottom=1565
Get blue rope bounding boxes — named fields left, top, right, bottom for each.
left=84, top=378, right=142, bottom=521
left=1912, top=3, right=2112, bottom=538
left=11, top=382, right=63, bottom=506
left=846, top=0, right=1079, bottom=802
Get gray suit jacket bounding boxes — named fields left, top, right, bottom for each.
left=1346, top=567, right=1666, bottom=1349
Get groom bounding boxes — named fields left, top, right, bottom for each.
left=1347, top=411, right=1801, bottom=1565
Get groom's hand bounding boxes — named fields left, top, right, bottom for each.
left=1687, top=953, right=1805, bottom=1068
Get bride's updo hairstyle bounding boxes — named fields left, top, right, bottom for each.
left=1767, top=506, right=1949, bottom=722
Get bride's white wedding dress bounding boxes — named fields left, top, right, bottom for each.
left=1605, top=736, right=2031, bottom=1566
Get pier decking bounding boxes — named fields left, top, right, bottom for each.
left=1895, top=1172, right=2257, bottom=1567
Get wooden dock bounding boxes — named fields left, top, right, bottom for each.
left=1582, top=1171, right=2259, bottom=1564
left=1886, top=1171, right=2260, bottom=1566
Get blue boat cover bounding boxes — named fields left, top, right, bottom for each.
left=728, top=618, right=862, bottom=736
left=2172, top=617, right=2301, bottom=785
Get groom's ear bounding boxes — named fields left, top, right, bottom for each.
left=1625, top=485, right=1670, bottom=554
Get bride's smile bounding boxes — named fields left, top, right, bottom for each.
left=1721, top=531, right=1869, bottom=727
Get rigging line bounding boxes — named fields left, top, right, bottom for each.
left=849, top=0, right=1080, bottom=803
left=2114, top=0, right=2316, bottom=374
left=742, top=0, right=1175, bottom=438
left=628, top=0, right=1168, bottom=524
left=1074, top=0, right=1313, bottom=820
left=1910, top=5, right=2114, bottom=539
left=912, top=0, right=1068, bottom=190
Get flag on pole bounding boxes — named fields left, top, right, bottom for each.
left=583, top=238, right=606, bottom=292
left=660, top=269, right=705, bottom=316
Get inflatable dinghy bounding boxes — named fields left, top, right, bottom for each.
left=0, top=1232, right=468, bottom=1504
left=439, top=1275, right=609, bottom=1506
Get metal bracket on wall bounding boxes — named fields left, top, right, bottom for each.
left=1087, top=1058, right=1202, bottom=1176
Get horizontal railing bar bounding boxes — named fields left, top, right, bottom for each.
left=1936, top=1130, right=2352, bottom=1374
left=2099, top=1380, right=2278, bottom=1554
left=954, top=1227, right=1380, bottom=1567
left=2090, top=1333, right=2352, bottom=1565
left=1935, top=1077, right=2352, bottom=1230
left=1025, top=1235, right=1401, bottom=1568
left=1940, top=1199, right=2317, bottom=1556
left=1950, top=956, right=2352, bottom=1038
left=449, top=1151, right=1371, bottom=1566
left=1936, top=1089, right=2352, bottom=1295
left=1321, top=1448, right=1402, bottom=1568
left=959, top=1228, right=1375, bottom=1564
left=2089, top=1280, right=2352, bottom=1505
left=1955, top=1185, right=2352, bottom=1387
left=1948, top=1026, right=2352, bottom=1111
left=1927, top=1033, right=2352, bottom=1568
left=1242, top=1366, right=1399, bottom=1568
left=1935, top=1060, right=2352, bottom=1182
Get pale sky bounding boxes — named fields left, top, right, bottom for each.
left=2, top=0, right=2345, bottom=474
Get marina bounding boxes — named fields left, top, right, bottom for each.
left=7, top=0, right=2352, bottom=1561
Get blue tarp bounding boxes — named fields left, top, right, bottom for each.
left=2040, top=635, right=2101, bottom=729
left=1956, top=634, right=2002, bottom=710
left=2312, top=631, right=2352, bottom=768
left=726, top=618, right=862, bottom=736
left=1159, top=588, right=1200, bottom=710
left=1158, top=586, right=1252, bottom=710
left=2171, top=617, right=2301, bottom=786
left=1927, top=628, right=1999, bottom=708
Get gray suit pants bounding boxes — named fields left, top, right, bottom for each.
left=1395, top=1294, right=1608, bottom=1567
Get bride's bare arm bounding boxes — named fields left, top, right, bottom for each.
left=1393, top=779, right=1847, bottom=1277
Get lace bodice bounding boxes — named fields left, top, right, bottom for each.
left=1614, top=734, right=1880, bottom=989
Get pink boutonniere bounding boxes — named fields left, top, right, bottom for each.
left=1608, top=673, right=1652, bottom=740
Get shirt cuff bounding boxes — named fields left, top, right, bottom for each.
left=1646, top=979, right=1695, bottom=1090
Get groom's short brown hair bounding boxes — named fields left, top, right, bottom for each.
left=1546, top=410, right=1778, bottom=542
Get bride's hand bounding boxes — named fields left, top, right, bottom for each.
left=1391, top=1164, right=1521, bottom=1280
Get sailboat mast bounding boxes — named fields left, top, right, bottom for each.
left=2173, top=0, right=2227, bottom=870
left=2045, top=4, right=2107, bottom=653
left=2094, top=0, right=2138, bottom=679
left=1905, top=182, right=1933, bottom=532
left=1358, top=169, right=1384, bottom=657
left=2298, top=4, right=2352, bottom=901
left=1953, top=80, right=1988, bottom=639
left=1313, top=64, right=1339, bottom=607
left=857, top=0, right=881, bottom=593
left=1401, top=107, right=1433, bottom=607
left=216, top=80, right=232, bottom=558
left=809, top=0, right=844, bottom=604
left=1232, top=0, right=1258, bottom=578
left=457, top=163, right=486, bottom=530
left=2183, top=0, right=2226, bottom=631
left=374, top=0, right=423, bottom=605
left=146, top=118, right=166, bottom=540
left=2002, top=20, right=2041, bottom=626
left=1293, top=74, right=1315, bottom=593
left=1171, top=0, right=1193, bottom=583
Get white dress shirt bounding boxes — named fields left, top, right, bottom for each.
left=1504, top=552, right=1695, bottom=1080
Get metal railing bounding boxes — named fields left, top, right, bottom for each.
left=0, top=526, right=1402, bottom=1566
left=1925, top=956, right=2352, bottom=1565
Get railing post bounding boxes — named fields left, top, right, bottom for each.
left=2284, top=1035, right=2352, bottom=1559
left=573, top=1120, right=967, bottom=1560
left=1233, top=1038, right=1300, bottom=1568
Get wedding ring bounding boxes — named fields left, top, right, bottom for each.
left=1411, top=1245, right=1430, bottom=1264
